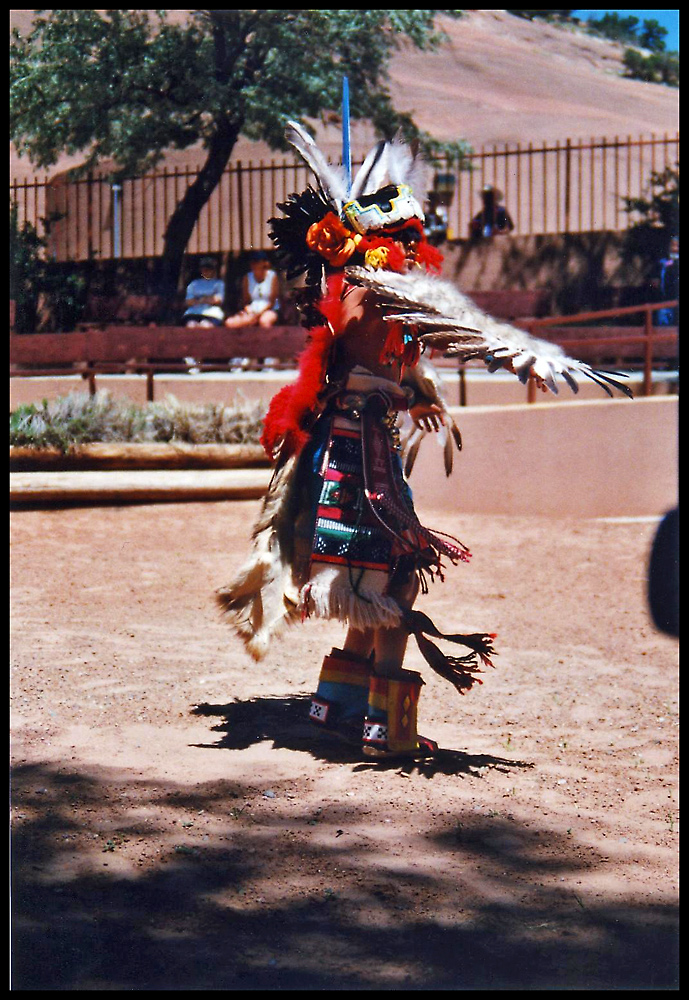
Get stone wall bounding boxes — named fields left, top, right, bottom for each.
left=444, top=232, right=658, bottom=315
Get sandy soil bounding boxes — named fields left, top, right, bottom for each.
left=10, top=497, right=678, bottom=990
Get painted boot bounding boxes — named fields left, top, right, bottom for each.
left=309, top=647, right=374, bottom=744
left=362, top=670, right=438, bottom=759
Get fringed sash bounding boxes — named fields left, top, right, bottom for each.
left=360, top=391, right=471, bottom=571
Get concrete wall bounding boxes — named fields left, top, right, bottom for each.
left=10, top=377, right=677, bottom=519
left=409, top=396, right=678, bottom=518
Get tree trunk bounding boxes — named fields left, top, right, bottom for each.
left=159, top=120, right=240, bottom=318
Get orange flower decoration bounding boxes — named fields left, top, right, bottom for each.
left=306, top=212, right=362, bottom=266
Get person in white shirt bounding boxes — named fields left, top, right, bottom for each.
left=224, top=252, right=280, bottom=329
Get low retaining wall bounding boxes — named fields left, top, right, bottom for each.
left=409, top=396, right=678, bottom=518
left=10, top=467, right=272, bottom=505
left=9, top=442, right=268, bottom=472
left=10, top=397, right=677, bottom=518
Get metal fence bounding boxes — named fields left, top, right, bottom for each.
left=10, top=131, right=679, bottom=262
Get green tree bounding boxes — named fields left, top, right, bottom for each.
left=11, top=9, right=468, bottom=299
left=638, top=18, right=668, bottom=53
left=622, top=163, right=679, bottom=269
left=588, top=12, right=640, bottom=45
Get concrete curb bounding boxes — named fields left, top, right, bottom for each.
left=10, top=467, right=272, bottom=506
left=9, top=442, right=269, bottom=472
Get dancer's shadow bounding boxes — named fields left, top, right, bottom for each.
left=191, top=695, right=533, bottom=777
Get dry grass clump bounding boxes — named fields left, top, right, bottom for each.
left=10, top=392, right=265, bottom=452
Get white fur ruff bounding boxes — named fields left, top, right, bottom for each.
left=304, top=564, right=403, bottom=631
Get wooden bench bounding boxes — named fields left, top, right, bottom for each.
left=465, top=289, right=552, bottom=321
left=10, top=325, right=307, bottom=401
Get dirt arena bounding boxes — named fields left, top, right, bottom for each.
left=10, top=494, right=678, bottom=990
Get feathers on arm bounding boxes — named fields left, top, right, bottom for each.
left=400, top=355, right=463, bottom=478
left=346, top=267, right=634, bottom=398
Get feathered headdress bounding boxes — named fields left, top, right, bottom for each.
left=269, top=121, right=441, bottom=301
left=263, top=121, right=443, bottom=462
left=282, top=121, right=427, bottom=219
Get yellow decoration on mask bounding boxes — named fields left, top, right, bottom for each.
left=364, top=246, right=390, bottom=269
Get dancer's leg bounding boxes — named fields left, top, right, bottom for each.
left=372, top=571, right=419, bottom=677
left=342, top=626, right=375, bottom=661
left=363, top=571, right=437, bottom=757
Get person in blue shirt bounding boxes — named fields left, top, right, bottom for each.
left=655, top=236, right=679, bottom=326
left=183, top=257, right=226, bottom=327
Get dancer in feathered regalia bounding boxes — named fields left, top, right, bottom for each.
left=216, top=119, right=631, bottom=760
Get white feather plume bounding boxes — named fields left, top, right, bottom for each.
left=386, top=131, right=429, bottom=196
left=284, top=121, right=349, bottom=209
left=350, top=140, right=389, bottom=199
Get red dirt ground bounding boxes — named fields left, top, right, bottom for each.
left=10, top=498, right=678, bottom=989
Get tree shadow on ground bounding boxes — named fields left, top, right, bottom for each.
left=11, top=760, right=678, bottom=991
left=190, top=694, right=533, bottom=777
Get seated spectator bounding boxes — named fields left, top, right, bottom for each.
left=224, top=251, right=281, bottom=370
left=654, top=235, right=679, bottom=326
left=469, top=185, right=514, bottom=240
left=183, top=256, right=225, bottom=327
left=224, top=251, right=280, bottom=329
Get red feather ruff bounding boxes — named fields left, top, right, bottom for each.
left=414, top=239, right=444, bottom=273
left=261, top=273, right=345, bottom=460
left=357, top=234, right=407, bottom=272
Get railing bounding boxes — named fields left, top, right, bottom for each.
left=523, top=300, right=679, bottom=401
left=9, top=324, right=306, bottom=402
left=10, top=132, right=679, bottom=260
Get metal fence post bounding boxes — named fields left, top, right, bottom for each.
left=643, top=305, right=654, bottom=397
left=112, top=183, right=122, bottom=259
left=564, top=138, right=572, bottom=233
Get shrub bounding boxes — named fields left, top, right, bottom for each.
left=506, top=11, right=574, bottom=22
left=586, top=12, right=641, bottom=46
left=10, top=392, right=265, bottom=452
left=623, top=48, right=679, bottom=87
left=621, top=164, right=679, bottom=269
left=10, top=203, right=44, bottom=334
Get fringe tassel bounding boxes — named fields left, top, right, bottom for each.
left=304, top=581, right=403, bottom=630
left=403, top=608, right=497, bottom=696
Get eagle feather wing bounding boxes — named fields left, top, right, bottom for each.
left=346, top=266, right=633, bottom=398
